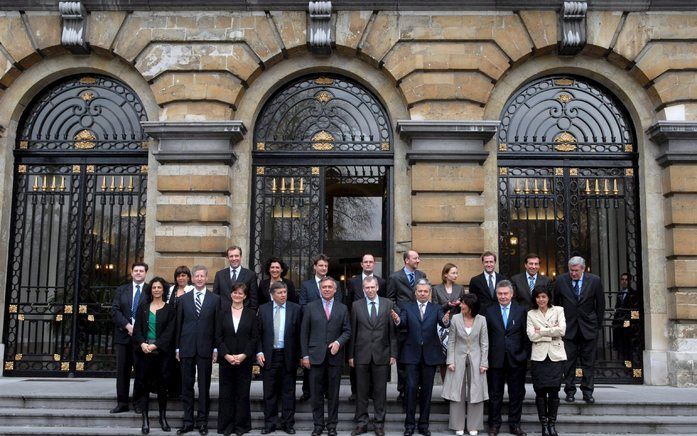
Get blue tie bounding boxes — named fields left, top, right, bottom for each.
left=502, top=305, right=508, bottom=328
left=408, top=272, right=415, bottom=288
left=574, top=280, right=581, bottom=300
left=131, top=285, right=141, bottom=319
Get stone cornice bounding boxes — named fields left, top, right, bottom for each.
left=143, top=121, right=246, bottom=164
left=647, top=121, right=697, bottom=167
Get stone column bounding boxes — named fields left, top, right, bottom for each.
left=396, top=120, right=498, bottom=280
left=648, top=121, right=697, bottom=387
left=143, top=121, right=246, bottom=279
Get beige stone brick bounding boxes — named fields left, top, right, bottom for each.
left=409, top=101, right=485, bottom=121
left=156, top=204, right=230, bottom=223
left=412, top=164, right=485, bottom=192
left=667, top=291, right=697, bottom=320
left=518, top=11, right=557, bottom=51
left=0, top=12, right=39, bottom=67
left=360, top=12, right=399, bottom=66
left=400, top=71, right=493, bottom=106
left=230, top=14, right=283, bottom=65
left=153, top=256, right=227, bottom=278
left=635, top=41, right=697, bottom=83
left=270, top=11, right=306, bottom=54
left=666, top=227, right=697, bottom=256
left=151, top=72, right=244, bottom=107
left=160, top=101, right=234, bottom=121
left=0, top=51, right=20, bottom=88
left=666, top=259, right=697, bottom=288
left=662, top=165, right=697, bottom=195
left=652, top=72, right=697, bottom=108
left=413, top=225, right=484, bottom=254
left=664, top=194, right=697, bottom=226
left=418, top=256, right=481, bottom=288
left=88, top=11, right=128, bottom=53
left=335, top=10, right=372, bottom=53
left=384, top=42, right=509, bottom=82
left=112, top=12, right=168, bottom=62
left=24, top=12, right=66, bottom=56
left=158, top=175, right=230, bottom=193
left=155, top=235, right=229, bottom=254
left=412, top=193, right=484, bottom=223
left=584, top=11, right=623, bottom=55
left=614, top=12, right=697, bottom=63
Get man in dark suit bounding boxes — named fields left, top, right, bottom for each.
left=398, top=279, right=450, bottom=436
left=300, top=277, right=351, bottom=436
left=469, top=251, right=508, bottom=314
left=176, top=265, right=220, bottom=435
left=485, top=280, right=529, bottom=436
left=110, top=261, right=149, bottom=414
left=345, top=253, right=387, bottom=401
left=387, top=249, right=426, bottom=400
left=257, top=281, right=302, bottom=435
left=554, top=256, right=605, bottom=404
left=612, top=272, right=641, bottom=362
left=511, top=253, right=552, bottom=311
left=348, top=276, right=399, bottom=436
left=213, top=245, right=258, bottom=310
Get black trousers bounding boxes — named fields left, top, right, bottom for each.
left=310, top=359, right=342, bottom=430
left=134, top=350, right=169, bottom=411
left=115, top=342, right=135, bottom=406
left=180, top=356, right=213, bottom=427
left=404, top=363, right=437, bottom=431
left=355, top=363, right=389, bottom=427
left=563, top=330, right=598, bottom=396
left=218, top=360, right=253, bottom=434
left=487, top=359, right=526, bottom=429
left=262, top=350, right=297, bottom=429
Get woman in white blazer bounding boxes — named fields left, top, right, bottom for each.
left=527, top=287, right=566, bottom=436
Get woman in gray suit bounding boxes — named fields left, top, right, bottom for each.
left=441, top=293, right=488, bottom=436
left=432, top=263, right=465, bottom=380
left=527, top=287, right=566, bottom=436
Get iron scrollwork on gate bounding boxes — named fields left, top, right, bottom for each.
left=4, top=75, right=148, bottom=376
left=497, top=76, right=643, bottom=383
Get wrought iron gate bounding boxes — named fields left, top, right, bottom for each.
left=497, top=76, right=643, bottom=383
left=3, top=75, right=148, bottom=376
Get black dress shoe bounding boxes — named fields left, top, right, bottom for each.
left=110, top=404, right=129, bottom=414
left=283, top=427, right=295, bottom=435
left=134, top=405, right=143, bottom=414
left=177, top=425, right=195, bottom=435
left=199, top=423, right=208, bottom=435
left=418, top=430, right=431, bottom=436
left=583, top=394, right=595, bottom=404
left=509, top=426, right=527, bottom=436
left=351, top=426, right=367, bottom=435
left=375, top=428, right=385, bottom=436
left=487, top=427, right=499, bottom=436
left=565, top=392, right=575, bottom=402
left=311, top=428, right=323, bottom=436
left=261, top=428, right=275, bottom=435
left=299, top=392, right=311, bottom=402
left=403, top=430, right=414, bottom=436
left=327, top=429, right=337, bottom=436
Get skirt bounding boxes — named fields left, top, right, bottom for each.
left=531, top=357, right=564, bottom=389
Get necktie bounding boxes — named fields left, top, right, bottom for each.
left=408, top=272, right=415, bottom=288
left=528, top=276, right=535, bottom=292
left=502, top=305, right=508, bottom=328
left=131, top=284, right=141, bottom=320
left=370, top=301, right=377, bottom=324
left=574, top=280, right=581, bottom=300
left=195, top=291, right=203, bottom=317
left=419, top=302, right=426, bottom=320
left=488, top=274, right=495, bottom=297
left=324, top=301, right=331, bottom=320
left=231, top=268, right=238, bottom=282
left=273, top=305, right=282, bottom=348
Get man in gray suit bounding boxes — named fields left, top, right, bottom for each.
left=511, top=253, right=551, bottom=311
left=301, top=277, right=351, bottom=436
left=348, top=276, right=399, bottom=436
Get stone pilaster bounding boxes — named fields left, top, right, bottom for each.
left=396, top=120, right=498, bottom=282
left=648, top=120, right=697, bottom=387
left=143, top=121, right=246, bottom=279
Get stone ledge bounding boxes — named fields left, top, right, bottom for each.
left=397, top=120, right=498, bottom=164
left=143, top=121, right=247, bottom=164
left=647, top=121, right=697, bottom=167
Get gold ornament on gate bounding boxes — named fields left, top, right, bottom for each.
left=312, top=131, right=335, bottom=151
left=554, top=131, right=577, bottom=152
left=74, top=130, right=96, bottom=149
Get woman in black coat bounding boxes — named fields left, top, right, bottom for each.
left=216, top=282, right=259, bottom=436
left=133, top=276, right=176, bottom=434
left=257, top=257, right=297, bottom=305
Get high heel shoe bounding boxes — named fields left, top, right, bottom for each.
left=141, top=410, right=150, bottom=435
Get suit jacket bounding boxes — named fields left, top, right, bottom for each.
left=299, top=277, right=343, bottom=306
left=348, top=297, right=398, bottom=365
left=257, top=300, right=302, bottom=372
left=484, top=302, right=529, bottom=368
left=432, top=283, right=465, bottom=313
left=213, top=266, right=259, bottom=310
left=346, top=275, right=387, bottom=302
left=216, top=306, right=258, bottom=362
left=613, top=287, right=640, bottom=323
left=386, top=269, right=427, bottom=309
left=511, top=272, right=552, bottom=311
left=176, top=289, right=220, bottom=358
left=469, top=272, right=508, bottom=314
left=258, top=278, right=298, bottom=305
left=132, top=300, right=176, bottom=353
left=111, top=282, right=150, bottom=345
left=553, top=272, right=605, bottom=340
left=526, top=306, right=567, bottom=362
left=398, top=301, right=448, bottom=366
left=300, top=298, right=351, bottom=366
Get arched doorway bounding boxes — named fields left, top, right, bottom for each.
left=3, top=75, right=149, bottom=376
left=251, top=74, right=393, bottom=289
left=497, top=75, right=643, bottom=383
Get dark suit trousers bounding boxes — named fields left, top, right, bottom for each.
left=180, top=356, right=213, bottom=426
left=355, top=363, right=389, bottom=427
left=218, top=360, right=252, bottom=434
left=563, top=330, right=597, bottom=395
left=263, top=350, right=297, bottom=428
left=310, top=359, right=342, bottom=429
left=487, top=359, right=526, bottom=428
left=115, top=342, right=135, bottom=406
left=404, top=363, right=437, bottom=431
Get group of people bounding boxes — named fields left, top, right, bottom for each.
left=110, top=246, right=607, bottom=436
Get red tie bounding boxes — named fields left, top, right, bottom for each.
left=324, top=301, right=331, bottom=320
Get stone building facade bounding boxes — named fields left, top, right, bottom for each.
left=0, top=1, right=696, bottom=387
